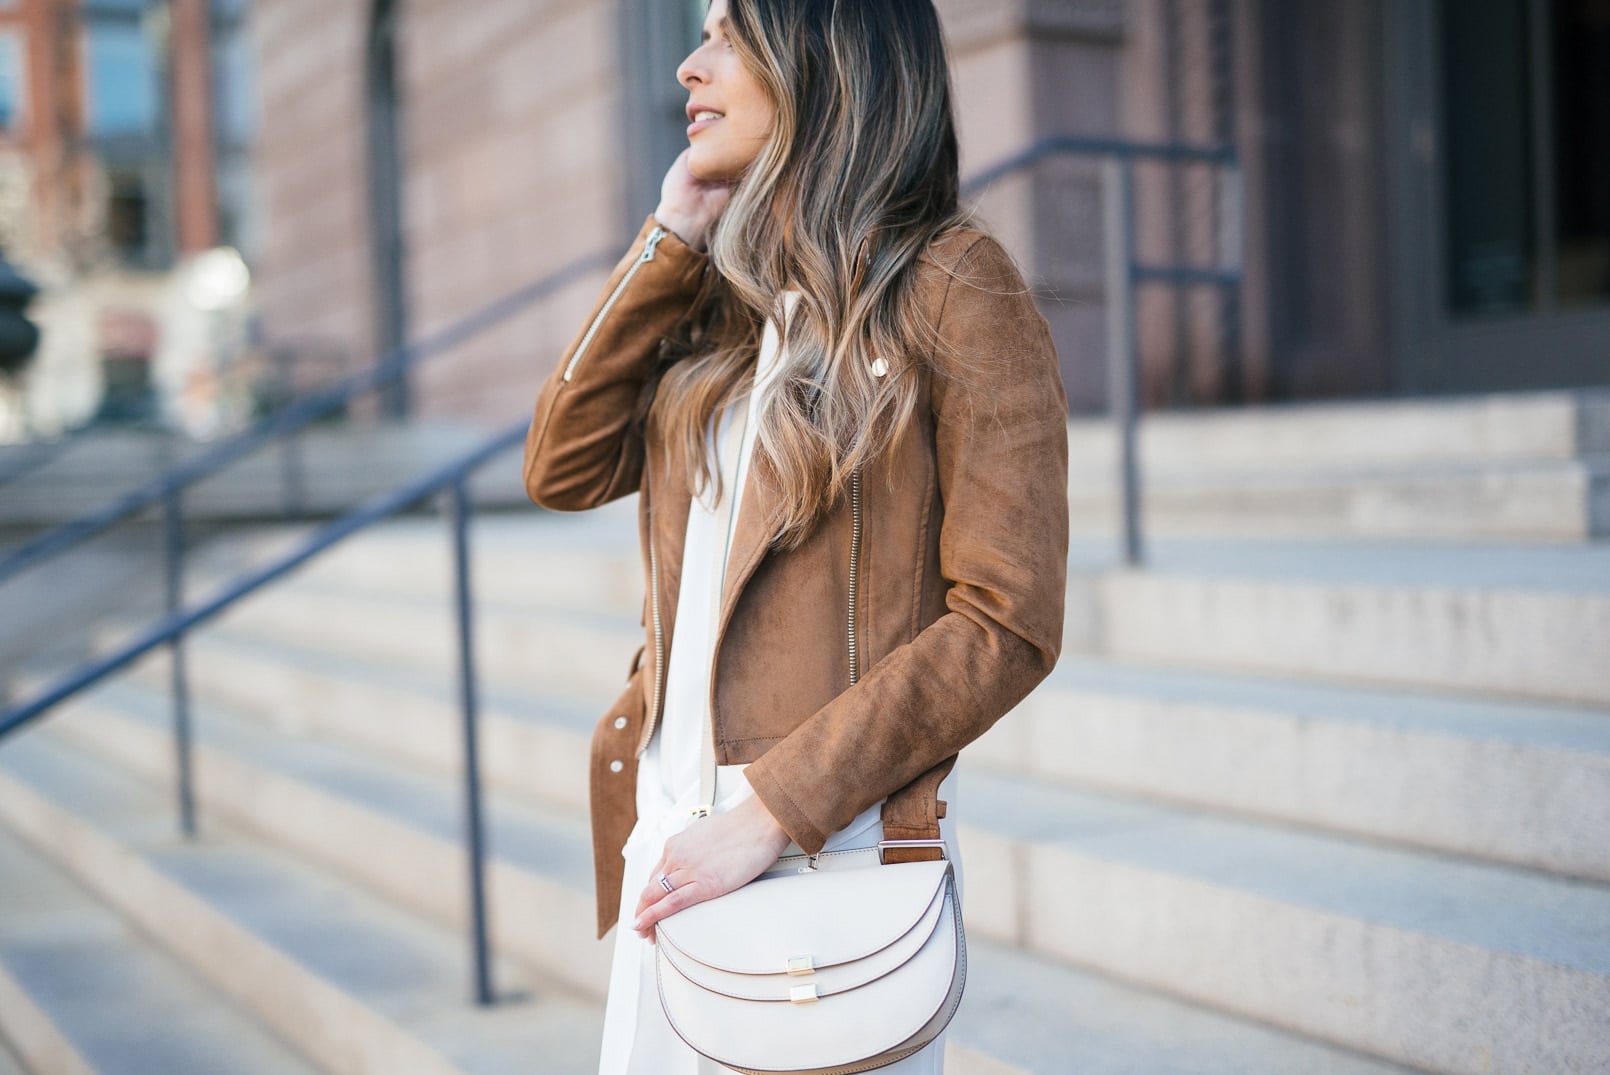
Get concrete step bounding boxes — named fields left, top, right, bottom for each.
left=1065, top=456, right=1610, bottom=542
left=0, top=731, right=606, bottom=1075
left=0, top=822, right=321, bottom=1075
left=47, top=675, right=607, bottom=997
left=947, top=942, right=1415, bottom=1075
left=193, top=498, right=644, bottom=622
left=0, top=422, right=527, bottom=527
left=198, top=515, right=1610, bottom=707
left=972, top=656, right=1610, bottom=883
left=1093, top=539, right=1610, bottom=706
left=1065, top=389, right=1609, bottom=473
left=954, top=766, right=1610, bottom=1075
left=163, top=586, right=1610, bottom=883
left=35, top=680, right=1425, bottom=1075
left=198, top=582, right=641, bottom=707
left=100, top=641, right=1610, bottom=1071
left=119, top=630, right=597, bottom=814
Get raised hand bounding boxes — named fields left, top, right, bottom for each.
left=653, top=148, right=734, bottom=254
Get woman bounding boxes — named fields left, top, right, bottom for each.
left=522, top=0, right=1069, bottom=1070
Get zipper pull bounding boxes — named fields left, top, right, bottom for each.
left=640, top=226, right=667, bottom=263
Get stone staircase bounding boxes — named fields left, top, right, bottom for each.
left=1066, top=389, right=1610, bottom=542
left=2, top=390, right=1609, bottom=1074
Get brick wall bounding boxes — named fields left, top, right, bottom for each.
left=249, top=0, right=1138, bottom=422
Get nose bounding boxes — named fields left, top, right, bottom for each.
left=677, top=44, right=708, bottom=90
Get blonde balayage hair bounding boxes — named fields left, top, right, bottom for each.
left=650, top=0, right=976, bottom=550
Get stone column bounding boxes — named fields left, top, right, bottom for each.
left=169, top=0, right=220, bottom=256
left=938, top=0, right=1126, bottom=412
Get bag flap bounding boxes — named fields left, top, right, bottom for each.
left=656, top=859, right=951, bottom=975
left=658, top=876, right=949, bottom=999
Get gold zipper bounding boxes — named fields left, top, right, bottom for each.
left=848, top=469, right=862, bottom=685
left=562, top=225, right=666, bottom=382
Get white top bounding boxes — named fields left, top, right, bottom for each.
left=634, top=287, right=883, bottom=840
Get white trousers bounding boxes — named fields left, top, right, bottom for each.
left=597, top=757, right=963, bottom=1075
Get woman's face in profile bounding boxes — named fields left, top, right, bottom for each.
left=677, top=0, right=775, bottom=181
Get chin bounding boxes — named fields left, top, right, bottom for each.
left=687, top=147, right=740, bottom=183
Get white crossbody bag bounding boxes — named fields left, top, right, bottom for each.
left=652, top=396, right=966, bottom=1074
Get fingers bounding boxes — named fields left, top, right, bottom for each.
left=633, top=877, right=704, bottom=939
left=633, top=853, right=672, bottom=924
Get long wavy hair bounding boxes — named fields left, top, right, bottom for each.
left=648, top=0, right=976, bottom=550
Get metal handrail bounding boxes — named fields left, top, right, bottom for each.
left=0, top=248, right=616, bottom=584
left=1, top=415, right=527, bottom=1004
left=0, top=419, right=521, bottom=735
left=0, top=133, right=1240, bottom=1009
left=962, top=132, right=1236, bottom=193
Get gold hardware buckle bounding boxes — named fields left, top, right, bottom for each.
left=785, top=955, right=814, bottom=976
left=789, top=983, right=819, bottom=1004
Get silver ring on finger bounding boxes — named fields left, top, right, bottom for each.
left=659, top=874, right=676, bottom=893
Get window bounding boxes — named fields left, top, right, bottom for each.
left=213, top=8, right=258, bottom=259
left=1552, top=0, right=1610, bottom=308
left=83, top=20, right=158, bottom=139
left=1440, top=0, right=1610, bottom=315
left=0, top=34, right=25, bottom=134
left=79, top=3, right=166, bottom=267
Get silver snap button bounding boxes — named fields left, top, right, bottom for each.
left=614, top=716, right=628, bottom=730
left=609, top=759, right=624, bottom=773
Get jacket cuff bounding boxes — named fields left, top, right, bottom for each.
left=641, top=212, right=707, bottom=275
left=744, top=757, right=828, bottom=856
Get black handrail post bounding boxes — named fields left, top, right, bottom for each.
left=1102, top=153, right=1145, bottom=566
left=162, top=484, right=198, bottom=837
left=447, top=476, right=494, bottom=1006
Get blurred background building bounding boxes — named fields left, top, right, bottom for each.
left=0, top=0, right=1601, bottom=446
left=239, top=0, right=1606, bottom=426
left=0, top=0, right=256, bottom=441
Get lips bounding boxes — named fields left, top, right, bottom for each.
left=686, top=103, right=724, bottom=136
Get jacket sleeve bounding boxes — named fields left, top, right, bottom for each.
left=523, top=213, right=709, bottom=510
left=742, top=236, right=1071, bottom=853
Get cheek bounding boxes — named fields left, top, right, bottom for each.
left=745, top=107, right=775, bottom=142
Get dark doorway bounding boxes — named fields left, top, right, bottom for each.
left=1385, top=0, right=1610, bottom=393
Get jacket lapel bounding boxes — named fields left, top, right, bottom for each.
left=716, top=458, right=782, bottom=639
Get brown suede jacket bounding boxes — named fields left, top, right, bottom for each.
left=523, top=214, right=1070, bottom=938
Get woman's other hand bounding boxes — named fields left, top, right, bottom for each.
left=654, top=148, right=732, bottom=254
left=632, top=793, right=790, bottom=942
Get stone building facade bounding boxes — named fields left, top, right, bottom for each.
left=246, top=0, right=1609, bottom=424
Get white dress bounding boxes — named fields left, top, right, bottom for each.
left=597, top=291, right=962, bottom=1074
